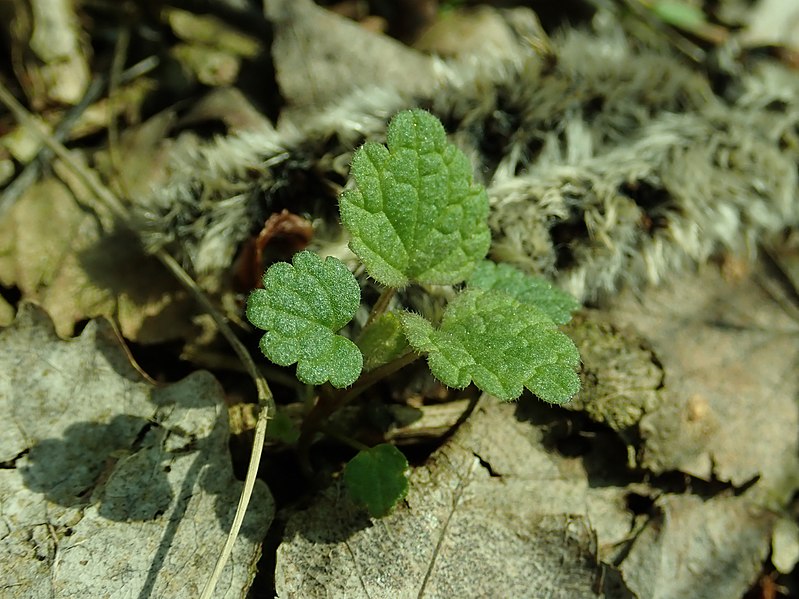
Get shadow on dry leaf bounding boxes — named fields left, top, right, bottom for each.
left=276, top=398, right=608, bottom=598
left=0, top=303, right=272, bottom=598
left=19, top=415, right=156, bottom=513
left=0, top=176, right=197, bottom=344
left=76, top=227, right=198, bottom=343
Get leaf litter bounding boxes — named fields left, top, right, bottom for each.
left=275, top=398, right=613, bottom=599
left=2, top=0, right=799, bottom=597
left=608, top=264, right=799, bottom=504
left=275, top=261, right=799, bottom=599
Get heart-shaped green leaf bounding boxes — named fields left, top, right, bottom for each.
left=343, top=443, right=409, bottom=518
left=340, top=109, right=490, bottom=287
left=399, top=289, right=580, bottom=403
left=246, top=251, right=362, bottom=388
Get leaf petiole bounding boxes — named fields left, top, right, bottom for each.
left=297, top=348, right=421, bottom=471
left=365, top=286, right=397, bottom=327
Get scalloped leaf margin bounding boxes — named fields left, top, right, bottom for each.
left=467, top=261, right=580, bottom=325
left=339, top=109, right=490, bottom=287
left=399, top=289, right=581, bottom=403
left=246, top=250, right=363, bottom=388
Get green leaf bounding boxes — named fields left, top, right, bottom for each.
left=399, top=289, right=580, bottom=403
left=343, top=444, right=409, bottom=518
left=356, top=312, right=410, bottom=371
left=340, top=109, right=490, bottom=287
left=265, top=409, right=300, bottom=445
left=651, top=1, right=706, bottom=31
left=467, top=261, right=580, bottom=324
left=246, top=250, right=363, bottom=388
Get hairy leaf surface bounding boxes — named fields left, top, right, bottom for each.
left=340, top=109, right=490, bottom=287
left=356, top=312, right=410, bottom=371
left=400, top=290, right=580, bottom=403
left=246, top=250, right=362, bottom=388
left=468, top=261, right=580, bottom=324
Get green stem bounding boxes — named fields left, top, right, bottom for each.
left=296, top=350, right=421, bottom=468
left=319, top=426, right=370, bottom=452
left=365, top=286, right=396, bottom=327
left=337, top=350, right=420, bottom=405
left=296, top=392, right=336, bottom=477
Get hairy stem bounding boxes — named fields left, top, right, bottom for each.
left=338, top=350, right=421, bottom=404
left=365, top=286, right=397, bottom=327
left=296, top=350, right=421, bottom=466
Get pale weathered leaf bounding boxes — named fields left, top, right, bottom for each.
left=772, top=517, right=799, bottom=575
left=275, top=398, right=629, bottom=598
left=738, top=0, right=799, bottom=52
left=607, top=264, right=799, bottom=505
left=0, top=303, right=273, bottom=598
left=15, top=0, right=90, bottom=106
left=620, top=495, right=776, bottom=599
left=0, top=295, right=13, bottom=327
left=265, top=0, right=437, bottom=121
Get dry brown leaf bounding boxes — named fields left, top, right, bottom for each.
left=5, top=0, right=91, bottom=107
left=93, top=109, right=177, bottom=200
left=265, top=0, right=437, bottom=122
left=620, top=495, right=776, bottom=599
left=0, top=176, right=197, bottom=343
left=737, top=0, right=799, bottom=54
left=179, top=87, right=274, bottom=133
left=0, top=295, right=13, bottom=326
left=608, top=264, right=799, bottom=505
left=166, top=7, right=263, bottom=88
left=414, top=6, right=549, bottom=60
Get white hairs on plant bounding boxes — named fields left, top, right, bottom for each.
left=136, top=25, right=799, bottom=300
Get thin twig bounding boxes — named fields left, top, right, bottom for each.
left=0, top=82, right=129, bottom=219
left=1, top=77, right=103, bottom=215
left=0, top=80, right=275, bottom=599
left=106, top=26, right=131, bottom=198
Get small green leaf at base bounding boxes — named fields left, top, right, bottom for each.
left=340, top=109, right=490, bottom=287
left=343, top=444, right=409, bottom=518
left=246, top=250, right=363, bottom=388
left=399, top=289, right=581, bottom=403
left=265, top=409, right=300, bottom=445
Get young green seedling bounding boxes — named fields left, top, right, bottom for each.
left=247, top=109, right=581, bottom=517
